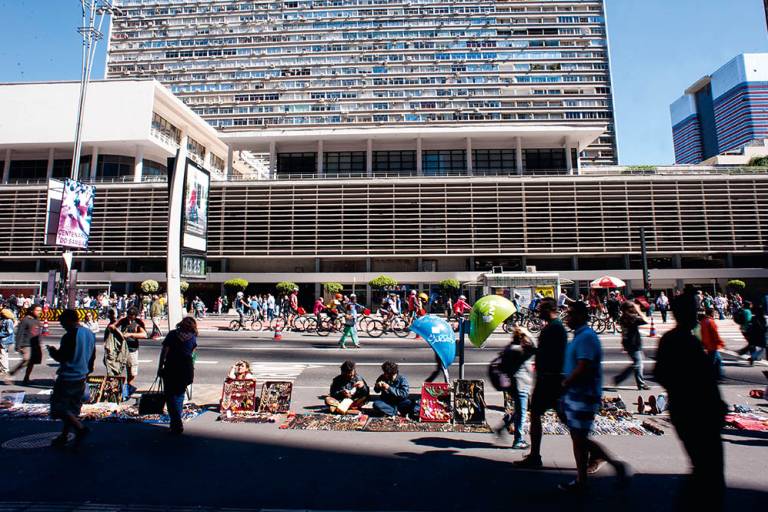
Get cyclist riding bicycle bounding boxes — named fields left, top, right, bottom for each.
left=234, top=292, right=249, bottom=328
left=453, top=294, right=472, bottom=319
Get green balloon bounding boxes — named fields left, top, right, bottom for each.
left=469, top=295, right=517, bottom=347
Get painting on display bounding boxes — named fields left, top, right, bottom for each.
left=419, top=382, right=452, bottom=423
left=453, top=379, right=486, bottom=424
left=258, top=381, right=293, bottom=414
left=56, top=179, right=95, bottom=249
left=220, top=378, right=258, bottom=415
left=181, top=161, right=210, bottom=252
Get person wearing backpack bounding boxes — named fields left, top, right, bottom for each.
left=0, top=308, right=17, bottom=379
left=494, top=327, right=536, bottom=449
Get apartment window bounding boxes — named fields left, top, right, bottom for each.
left=151, top=112, right=181, bottom=145
left=473, top=149, right=516, bottom=172
left=423, top=150, right=465, bottom=175
left=8, top=160, right=47, bottom=182
left=523, top=149, right=566, bottom=173
left=210, top=154, right=225, bottom=173
left=373, top=150, right=416, bottom=174
left=187, top=137, right=206, bottom=162
left=143, top=159, right=167, bottom=177
left=324, top=152, right=365, bottom=175
left=277, top=152, right=316, bottom=175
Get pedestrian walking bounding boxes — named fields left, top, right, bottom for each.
left=656, top=291, right=670, bottom=323
left=613, top=301, right=651, bottom=390
left=738, top=303, right=766, bottom=365
left=515, top=297, right=567, bottom=469
left=655, top=290, right=726, bottom=511
left=157, top=316, right=197, bottom=435
left=149, top=295, right=163, bottom=339
left=0, top=308, right=16, bottom=378
left=338, top=303, right=360, bottom=349
left=699, top=307, right=725, bottom=380
left=559, top=301, right=627, bottom=493
left=48, top=309, right=96, bottom=449
left=9, top=305, right=42, bottom=384
left=496, top=327, right=536, bottom=450
left=115, top=307, right=147, bottom=395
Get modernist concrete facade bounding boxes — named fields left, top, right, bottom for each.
left=671, top=53, right=768, bottom=164
left=107, top=0, right=619, bottom=168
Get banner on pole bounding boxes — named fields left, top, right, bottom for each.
left=56, top=179, right=95, bottom=249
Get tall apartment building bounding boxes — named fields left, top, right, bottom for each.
left=106, top=0, right=618, bottom=170
left=671, top=53, right=768, bottom=164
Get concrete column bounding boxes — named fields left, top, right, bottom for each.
left=576, top=149, right=582, bottom=176
left=571, top=255, right=579, bottom=271
left=673, top=254, right=684, bottom=291
left=366, top=139, right=373, bottom=177
left=46, top=148, right=55, bottom=180
left=565, top=143, right=574, bottom=175
left=314, top=258, right=321, bottom=300
left=465, top=137, right=473, bottom=175
left=515, top=137, right=523, bottom=175
left=725, top=253, right=734, bottom=268
left=366, top=258, right=372, bottom=307
left=89, top=146, right=99, bottom=181
left=133, top=146, right=144, bottom=183
left=416, top=137, right=423, bottom=175
left=268, top=141, right=277, bottom=177
left=226, top=145, right=234, bottom=179
left=2, top=149, right=11, bottom=184
left=317, top=140, right=324, bottom=175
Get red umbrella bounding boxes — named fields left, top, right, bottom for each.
left=590, top=276, right=626, bottom=289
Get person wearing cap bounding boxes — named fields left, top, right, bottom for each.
left=234, top=291, right=248, bottom=328
left=452, top=294, right=471, bottom=319
left=496, top=326, right=536, bottom=449
left=325, top=360, right=369, bottom=414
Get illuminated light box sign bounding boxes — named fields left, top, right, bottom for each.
left=181, top=254, right=207, bottom=279
left=181, top=161, right=210, bottom=252
left=55, top=179, right=96, bottom=249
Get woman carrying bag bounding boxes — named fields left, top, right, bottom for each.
left=156, top=317, right=198, bottom=435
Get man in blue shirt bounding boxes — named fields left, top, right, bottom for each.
left=559, top=301, right=627, bottom=493
left=373, top=361, right=419, bottom=418
left=48, top=309, right=96, bottom=449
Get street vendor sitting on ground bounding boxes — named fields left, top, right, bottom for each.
left=325, top=360, right=369, bottom=414
left=373, top=361, right=420, bottom=419
left=228, top=360, right=255, bottom=380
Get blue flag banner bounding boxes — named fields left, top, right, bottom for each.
left=410, top=315, right=456, bottom=369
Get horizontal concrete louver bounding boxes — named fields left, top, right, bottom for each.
left=0, top=175, right=766, bottom=259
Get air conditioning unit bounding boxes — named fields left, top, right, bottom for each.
left=491, top=266, right=504, bottom=274
left=526, top=266, right=537, bottom=273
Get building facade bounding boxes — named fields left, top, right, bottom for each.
left=671, top=53, right=768, bottom=164
left=107, top=0, right=618, bottom=168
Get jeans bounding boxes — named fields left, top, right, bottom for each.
left=614, top=350, right=646, bottom=388
left=339, top=325, right=359, bottom=347
left=503, top=388, right=529, bottom=442
left=165, top=391, right=185, bottom=432
left=708, top=350, right=723, bottom=380
left=373, top=398, right=419, bottom=417
left=716, top=307, right=724, bottom=320
left=659, top=308, right=668, bottom=323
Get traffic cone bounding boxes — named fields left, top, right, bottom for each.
left=274, top=324, right=282, bottom=341
left=649, top=316, right=656, bottom=338
left=42, top=318, right=49, bottom=336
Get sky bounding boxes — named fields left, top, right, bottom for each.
left=0, top=0, right=766, bottom=165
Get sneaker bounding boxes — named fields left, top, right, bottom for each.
left=513, top=455, right=543, bottom=469
left=587, top=458, right=607, bottom=475
left=511, top=440, right=530, bottom=450
left=50, top=434, right=69, bottom=449
left=638, top=384, right=651, bottom=391
left=558, top=480, right=588, bottom=494
left=656, top=394, right=667, bottom=413
left=636, top=396, right=645, bottom=415
left=647, top=395, right=658, bottom=415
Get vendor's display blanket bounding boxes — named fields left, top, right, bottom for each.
left=725, top=412, right=768, bottom=432
left=537, top=410, right=661, bottom=436
left=280, top=413, right=369, bottom=431
left=364, top=417, right=492, bottom=433
left=219, top=412, right=282, bottom=424
left=0, top=402, right=204, bottom=425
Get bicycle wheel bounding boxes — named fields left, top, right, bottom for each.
left=304, top=317, right=318, bottom=334
left=358, top=316, right=373, bottom=331
left=228, top=319, right=241, bottom=332
left=526, top=318, right=542, bottom=334
left=293, top=316, right=308, bottom=332
left=317, top=318, right=332, bottom=337
left=366, top=319, right=384, bottom=338
left=249, top=319, right=263, bottom=331
left=591, top=317, right=606, bottom=334
left=391, top=316, right=409, bottom=338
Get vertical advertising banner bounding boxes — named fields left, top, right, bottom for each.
left=181, top=161, right=210, bottom=252
left=56, top=179, right=96, bottom=249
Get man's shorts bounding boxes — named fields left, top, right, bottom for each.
left=126, top=350, right=139, bottom=378
left=50, top=378, right=86, bottom=419
left=562, top=390, right=600, bottom=435
left=529, top=376, right=564, bottom=416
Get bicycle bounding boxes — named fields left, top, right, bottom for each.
left=365, top=314, right=408, bottom=338
left=315, top=315, right=344, bottom=337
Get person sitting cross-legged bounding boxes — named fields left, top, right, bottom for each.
left=325, top=360, right=369, bottom=414
left=372, top=361, right=420, bottom=419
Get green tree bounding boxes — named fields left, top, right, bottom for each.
left=276, top=281, right=298, bottom=296
left=368, top=275, right=398, bottom=290
left=727, top=279, right=746, bottom=291
left=140, top=279, right=159, bottom=294
left=323, top=282, right=344, bottom=295
left=179, top=281, right=189, bottom=293
left=224, top=278, right=249, bottom=296
left=438, top=279, right=461, bottom=292
left=748, top=156, right=768, bottom=167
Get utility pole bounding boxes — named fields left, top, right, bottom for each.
left=640, top=227, right=650, bottom=293
left=764, top=0, right=768, bottom=34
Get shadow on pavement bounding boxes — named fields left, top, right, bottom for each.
left=0, top=418, right=765, bottom=511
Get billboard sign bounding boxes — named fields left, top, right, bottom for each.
left=181, top=161, right=210, bottom=252
left=56, top=179, right=96, bottom=249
